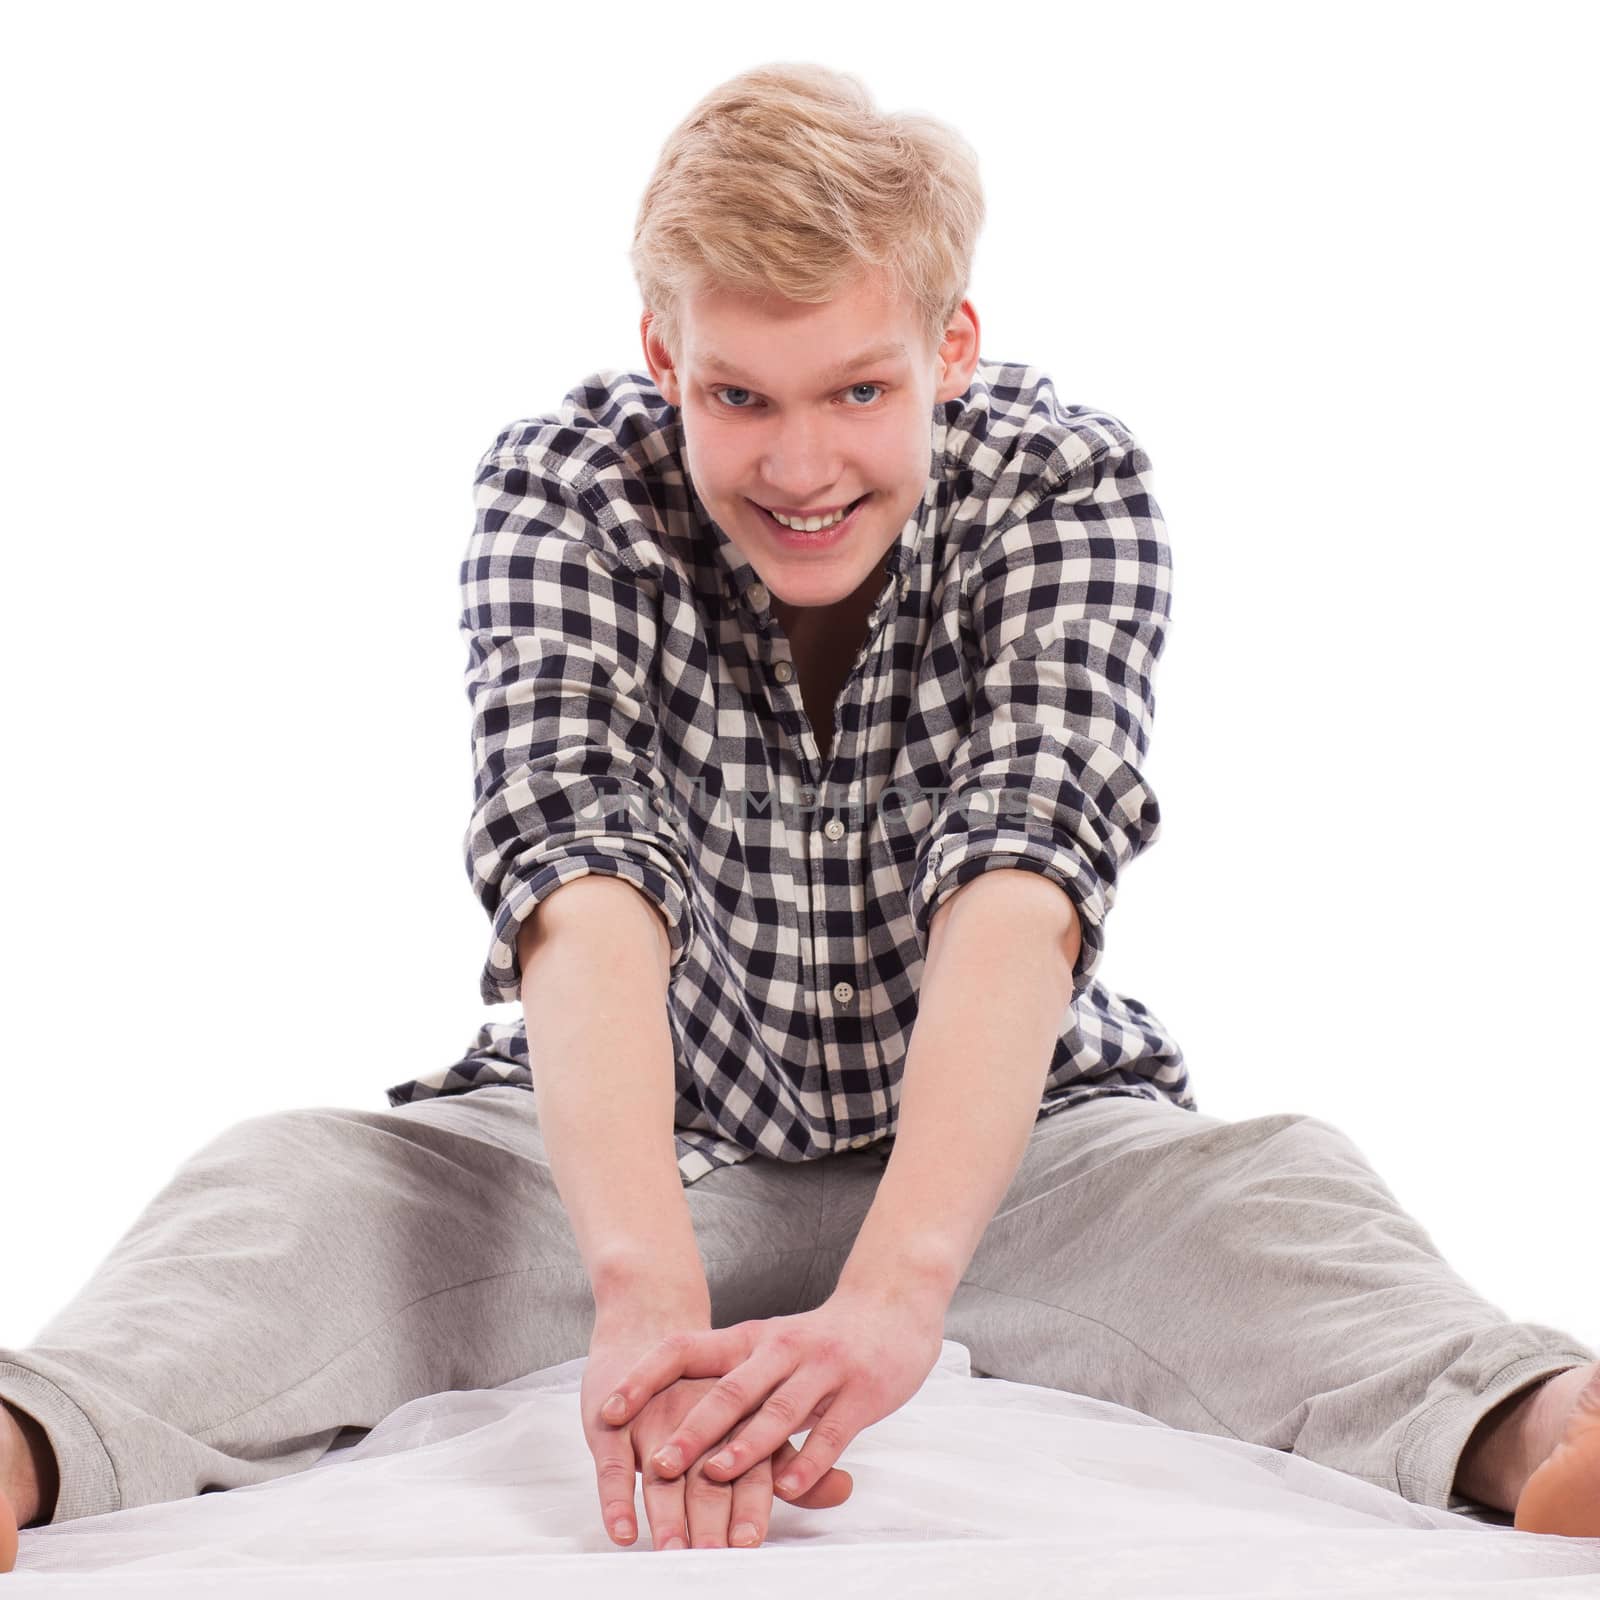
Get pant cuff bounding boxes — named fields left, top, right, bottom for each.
left=0, top=1358, right=122, bottom=1526
left=1396, top=1348, right=1595, bottom=1512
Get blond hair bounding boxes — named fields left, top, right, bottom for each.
left=629, top=62, right=985, bottom=366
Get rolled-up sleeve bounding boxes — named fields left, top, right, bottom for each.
left=461, top=441, right=697, bottom=1004
left=906, top=424, right=1171, bottom=992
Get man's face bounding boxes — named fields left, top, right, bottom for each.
left=642, top=268, right=980, bottom=620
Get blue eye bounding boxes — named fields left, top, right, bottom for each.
left=709, top=382, right=887, bottom=411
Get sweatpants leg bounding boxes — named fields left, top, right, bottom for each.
left=807, top=1095, right=1596, bottom=1515
left=0, top=1085, right=826, bottom=1527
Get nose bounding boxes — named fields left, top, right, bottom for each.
left=758, top=411, right=845, bottom=507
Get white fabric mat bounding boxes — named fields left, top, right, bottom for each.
left=11, top=1340, right=1600, bottom=1595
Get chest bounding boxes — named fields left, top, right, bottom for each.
left=791, top=644, right=858, bottom=760
left=774, top=581, right=886, bottom=763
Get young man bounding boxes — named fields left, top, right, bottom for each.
left=3, top=63, right=1599, bottom=1572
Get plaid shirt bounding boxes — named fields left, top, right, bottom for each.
left=384, top=360, right=1197, bottom=1184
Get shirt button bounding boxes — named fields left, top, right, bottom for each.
left=823, top=818, right=845, bottom=841
left=898, top=573, right=911, bottom=599
left=774, top=660, right=795, bottom=683
left=832, top=980, right=855, bottom=1005
left=749, top=582, right=769, bottom=609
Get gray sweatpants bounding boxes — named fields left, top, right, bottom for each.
left=1, top=1087, right=1591, bottom=1527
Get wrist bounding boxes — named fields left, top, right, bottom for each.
left=590, top=1253, right=712, bottom=1335
left=830, top=1247, right=956, bottom=1326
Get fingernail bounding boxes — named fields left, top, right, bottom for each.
left=775, top=1473, right=800, bottom=1494
left=612, top=1518, right=635, bottom=1541
left=654, top=1446, right=682, bottom=1474
left=603, top=1394, right=626, bottom=1418
left=661, top=1535, right=686, bottom=1551
left=710, top=1449, right=735, bottom=1471
left=731, top=1522, right=760, bottom=1546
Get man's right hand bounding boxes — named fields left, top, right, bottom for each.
left=582, top=1317, right=853, bottom=1550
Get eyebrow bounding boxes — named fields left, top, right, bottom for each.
left=696, top=340, right=909, bottom=388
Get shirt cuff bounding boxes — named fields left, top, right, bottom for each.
left=481, top=841, right=695, bottom=1004
left=908, top=827, right=1109, bottom=989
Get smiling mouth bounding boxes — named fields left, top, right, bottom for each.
left=749, top=494, right=868, bottom=531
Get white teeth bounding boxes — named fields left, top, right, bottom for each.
left=769, top=501, right=853, bottom=532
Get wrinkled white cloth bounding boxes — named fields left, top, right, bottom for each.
left=12, top=1341, right=1600, bottom=1594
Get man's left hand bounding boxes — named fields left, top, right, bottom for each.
left=595, top=1289, right=946, bottom=1504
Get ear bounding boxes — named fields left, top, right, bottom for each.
left=933, top=299, right=982, bottom=404
left=640, top=309, right=682, bottom=405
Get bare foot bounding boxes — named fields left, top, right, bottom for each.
left=0, top=1490, right=15, bottom=1575
left=0, top=1397, right=56, bottom=1574
left=0, top=1408, right=20, bottom=1573
left=1514, top=1360, right=1600, bottom=1535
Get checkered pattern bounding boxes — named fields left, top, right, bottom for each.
left=384, top=361, right=1197, bottom=1185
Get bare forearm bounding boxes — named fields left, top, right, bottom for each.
left=518, top=875, right=710, bottom=1328
left=834, top=870, right=1081, bottom=1313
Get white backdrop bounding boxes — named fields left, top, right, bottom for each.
left=2, top=1, right=1595, bottom=1358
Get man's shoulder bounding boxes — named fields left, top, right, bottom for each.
left=939, top=358, right=1140, bottom=499
left=473, top=369, right=685, bottom=578
left=480, top=368, right=677, bottom=492
left=936, top=362, right=1164, bottom=596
